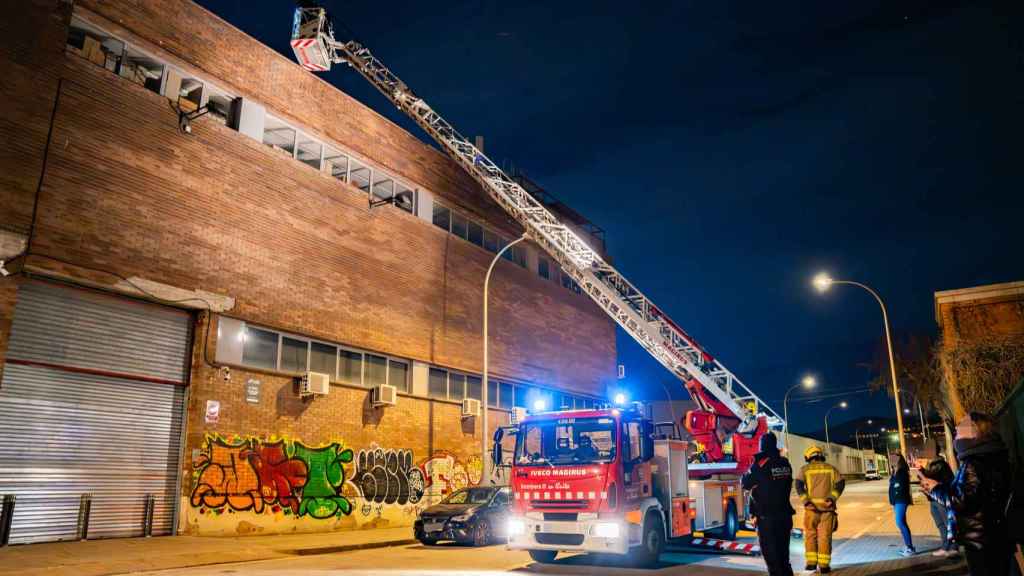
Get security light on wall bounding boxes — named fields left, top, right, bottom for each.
left=177, top=100, right=214, bottom=135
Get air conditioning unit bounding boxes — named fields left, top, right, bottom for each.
left=371, top=384, right=397, bottom=407
left=511, top=407, right=527, bottom=425
left=462, top=398, right=480, bottom=418
left=300, top=371, right=331, bottom=396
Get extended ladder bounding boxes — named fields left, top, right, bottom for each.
left=290, top=8, right=783, bottom=436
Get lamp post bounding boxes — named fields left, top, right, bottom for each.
left=813, top=273, right=907, bottom=458
left=824, top=401, right=848, bottom=456
left=784, top=375, right=817, bottom=455
left=855, top=419, right=873, bottom=451
left=482, top=233, right=528, bottom=484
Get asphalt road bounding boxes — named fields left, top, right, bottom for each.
left=137, top=480, right=944, bottom=575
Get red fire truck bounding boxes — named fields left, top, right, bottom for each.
left=502, top=404, right=758, bottom=566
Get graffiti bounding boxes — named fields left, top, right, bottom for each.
left=421, top=452, right=483, bottom=500
left=190, top=435, right=353, bottom=519
left=191, top=438, right=264, bottom=513
left=354, top=448, right=426, bottom=507
left=293, top=443, right=353, bottom=518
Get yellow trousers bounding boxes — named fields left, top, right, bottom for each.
left=803, top=508, right=836, bottom=567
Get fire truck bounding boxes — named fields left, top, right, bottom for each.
left=286, top=6, right=784, bottom=565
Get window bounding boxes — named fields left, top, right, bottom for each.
left=366, top=354, right=388, bottom=387
left=483, top=229, right=499, bottom=253
left=122, top=46, right=164, bottom=94
left=296, top=133, right=322, bottom=170
left=310, top=341, right=336, bottom=376
left=538, top=257, right=550, bottom=280
left=263, top=116, right=296, bottom=158
left=67, top=16, right=126, bottom=75
left=432, top=204, right=451, bottom=231
left=205, top=87, right=234, bottom=125
left=467, top=376, right=482, bottom=400
left=499, top=382, right=514, bottom=410
left=514, top=386, right=531, bottom=409
left=280, top=336, right=308, bottom=373
left=451, top=212, right=469, bottom=240
left=372, top=175, right=395, bottom=203
left=511, top=245, right=527, bottom=268
left=467, top=221, right=484, bottom=247
left=394, top=182, right=416, bottom=214
left=388, top=359, right=409, bottom=392
left=488, top=379, right=499, bottom=407
left=449, top=373, right=466, bottom=400
left=557, top=393, right=573, bottom=410
left=349, top=159, right=371, bottom=192
left=323, top=146, right=349, bottom=182
left=242, top=326, right=278, bottom=370
left=429, top=368, right=448, bottom=399
left=166, top=68, right=203, bottom=113
left=339, top=349, right=362, bottom=385
left=625, top=421, right=642, bottom=461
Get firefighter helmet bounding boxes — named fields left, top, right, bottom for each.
left=804, top=445, right=824, bottom=462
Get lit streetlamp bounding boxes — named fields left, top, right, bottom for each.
left=784, top=375, right=817, bottom=454
left=813, top=273, right=907, bottom=458
left=824, top=401, right=848, bottom=456
left=482, top=233, right=528, bottom=484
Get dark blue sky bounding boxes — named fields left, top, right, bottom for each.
left=198, top=1, right=1022, bottom=433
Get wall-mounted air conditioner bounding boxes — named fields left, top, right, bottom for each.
left=462, top=398, right=480, bottom=418
left=371, top=384, right=397, bottom=407
left=300, top=371, right=331, bottom=396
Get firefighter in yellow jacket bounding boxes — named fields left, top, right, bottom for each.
left=795, top=445, right=844, bottom=573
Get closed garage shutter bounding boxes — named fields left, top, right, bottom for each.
left=0, top=282, right=190, bottom=544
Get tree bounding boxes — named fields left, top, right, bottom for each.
left=864, top=333, right=947, bottom=418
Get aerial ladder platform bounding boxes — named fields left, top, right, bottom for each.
left=289, top=6, right=783, bottom=477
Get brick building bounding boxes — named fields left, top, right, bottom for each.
left=0, top=1, right=616, bottom=542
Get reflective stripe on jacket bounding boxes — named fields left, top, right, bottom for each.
left=795, top=461, right=844, bottom=511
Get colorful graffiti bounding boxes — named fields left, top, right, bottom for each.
left=191, top=436, right=484, bottom=523
left=191, top=435, right=353, bottom=518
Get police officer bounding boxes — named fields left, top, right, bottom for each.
left=795, top=445, right=844, bottom=574
left=742, top=432, right=795, bottom=576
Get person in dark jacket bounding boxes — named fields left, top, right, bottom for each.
left=742, top=432, right=795, bottom=576
left=951, top=412, right=1013, bottom=576
left=889, top=453, right=915, bottom=556
left=920, top=457, right=958, bottom=557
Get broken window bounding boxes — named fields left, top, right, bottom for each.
left=263, top=116, right=297, bottom=157
left=67, top=15, right=125, bottom=74
left=121, top=46, right=164, bottom=94
left=165, top=68, right=203, bottom=112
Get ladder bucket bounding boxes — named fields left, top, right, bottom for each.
left=291, top=7, right=332, bottom=72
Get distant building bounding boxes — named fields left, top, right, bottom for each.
left=0, top=1, right=615, bottom=542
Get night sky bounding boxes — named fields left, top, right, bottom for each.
left=197, top=1, right=1023, bottom=434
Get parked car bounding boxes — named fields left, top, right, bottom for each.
left=865, top=469, right=881, bottom=481
left=414, top=486, right=511, bottom=546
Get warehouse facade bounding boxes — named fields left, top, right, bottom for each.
left=0, top=1, right=616, bottom=542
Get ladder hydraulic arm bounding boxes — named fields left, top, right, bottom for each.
left=289, top=7, right=783, bottom=471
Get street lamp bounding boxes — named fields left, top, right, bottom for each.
left=482, top=233, right=528, bottom=484
left=824, top=401, right=848, bottom=456
left=855, top=419, right=873, bottom=451
left=812, top=272, right=907, bottom=458
left=784, top=375, right=817, bottom=454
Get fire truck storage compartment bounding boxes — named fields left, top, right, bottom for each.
left=652, top=439, right=690, bottom=538
left=697, top=483, right=724, bottom=529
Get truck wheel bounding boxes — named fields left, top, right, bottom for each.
left=715, top=500, right=738, bottom=540
left=528, top=549, right=558, bottom=563
left=635, top=514, right=665, bottom=567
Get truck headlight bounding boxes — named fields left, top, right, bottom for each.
left=592, top=522, right=620, bottom=538
left=507, top=518, right=526, bottom=536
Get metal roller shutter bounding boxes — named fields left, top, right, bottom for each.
left=0, top=282, right=190, bottom=544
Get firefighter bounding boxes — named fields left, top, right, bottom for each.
left=795, top=445, right=844, bottom=573
left=742, top=431, right=795, bottom=576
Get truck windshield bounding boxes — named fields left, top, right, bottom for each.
left=515, top=417, right=617, bottom=465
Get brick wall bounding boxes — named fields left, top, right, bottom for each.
left=0, top=0, right=70, bottom=236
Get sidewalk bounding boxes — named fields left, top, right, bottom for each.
left=0, top=526, right=415, bottom=576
